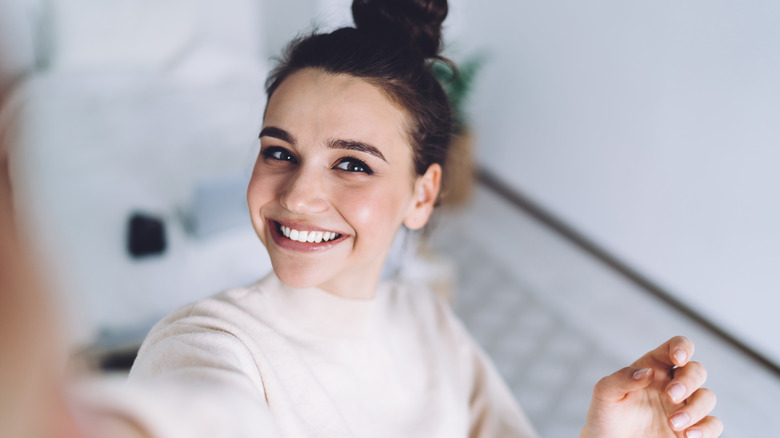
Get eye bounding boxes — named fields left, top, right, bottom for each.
left=335, top=157, right=374, bottom=175
left=261, top=146, right=297, bottom=163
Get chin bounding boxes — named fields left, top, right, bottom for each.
left=271, top=262, right=329, bottom=290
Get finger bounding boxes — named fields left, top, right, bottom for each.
left=592, top=366, right=655, bottom=402
left=666, top=361, right=708, bottom=403
left=668, top=387, right=717, bottom=432
left=633, top=335, right=695, bottom=370
left=680, top=415, right=724, bottom=438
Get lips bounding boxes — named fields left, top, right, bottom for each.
left=268, top=219, right=347, bottom=251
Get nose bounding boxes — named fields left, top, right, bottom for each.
left=279, top=166, right=329, bottom=214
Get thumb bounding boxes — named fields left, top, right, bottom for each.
left=593, top=367, right=654, bottom=403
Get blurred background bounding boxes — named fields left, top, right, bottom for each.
left=1, top=0, right=778, bottom=436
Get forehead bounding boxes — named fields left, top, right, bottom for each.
left=264, top=69, right=410, bottom=148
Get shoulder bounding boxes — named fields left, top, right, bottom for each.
left=388, top=283, right=539, bottom=437
left=153, top=273, right=277, bottom=331
left=383, top=279, right=474, bottom=351
left=132, top=274, right=280, bottom=366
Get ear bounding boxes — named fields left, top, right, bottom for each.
left=403, top=163, right=441, bottom=230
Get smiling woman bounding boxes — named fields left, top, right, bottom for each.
left=249, top=69, right=440, bottom=298
left=124, top=0, right=722, bottom=437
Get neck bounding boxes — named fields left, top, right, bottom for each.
left=318, top=272, right=381, bottom=300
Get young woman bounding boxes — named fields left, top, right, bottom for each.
left=127, top=1, right=723, bottom=437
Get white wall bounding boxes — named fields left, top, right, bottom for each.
left=446, top=0, right=780, bottom=365
left=261, top=0, right=319, bottom=59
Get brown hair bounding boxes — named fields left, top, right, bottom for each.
left=265, top=0, right=454, bottom=179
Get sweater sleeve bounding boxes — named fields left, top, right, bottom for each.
left=112, top=304, right=281, bottom=438
left=465, top=335, right=539, bottom=438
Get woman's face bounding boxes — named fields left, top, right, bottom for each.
left=247, top=68, right=440, bottom=298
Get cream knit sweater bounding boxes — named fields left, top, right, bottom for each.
left=124, top=273, right=537, bottom=438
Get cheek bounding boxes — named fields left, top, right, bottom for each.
left=246, top=178, right=266, bottom=210
left=246, top=172, right=278, bottom=243
left=341, top=181, right=413, bottom=239
left=247, top=168, right=278, bottom=208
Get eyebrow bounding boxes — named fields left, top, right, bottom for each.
left=327, top=139, right=387, bottom=163
left=259, top=127, right=296, bottom=144
left=260, top=126, right=387, bottom=163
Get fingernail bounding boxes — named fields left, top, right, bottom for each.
left=668, top=383, right=686, bottom=402
left=633, top=368, right=652, bottom=380
left=670, top=412, right=690, bottom=430
left=674, top=349, right=687, bottom=365
left=686, top=430, right=703, bottom=438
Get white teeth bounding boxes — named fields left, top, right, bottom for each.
left=279, top=224, right=339, bottom=243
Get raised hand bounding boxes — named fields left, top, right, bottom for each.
left=580, top=336, right=723, bottom=438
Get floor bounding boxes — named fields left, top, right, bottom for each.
left=427, top=184, right=780, bottom=437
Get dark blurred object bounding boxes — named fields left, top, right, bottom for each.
left=99, top=349, right=139, bottom=371
left=127, top=212, right=166, bottom=257
left=84, top=319, right=157, bottom=372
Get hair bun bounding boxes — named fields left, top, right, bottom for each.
left=351, top=0, right=448, bottom=58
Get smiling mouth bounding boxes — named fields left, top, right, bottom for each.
left=275, top=222, right=343, bottom=244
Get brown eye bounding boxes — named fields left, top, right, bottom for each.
left=261, top=147, right=297, bottom=163
left=335, top=157, right=373, bottom=175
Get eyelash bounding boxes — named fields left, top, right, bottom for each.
left=260, top=146, right=297, bottom=163
left=260, top=147, right=374, bottom=175
left=335, top=156, right=374, bottom=175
